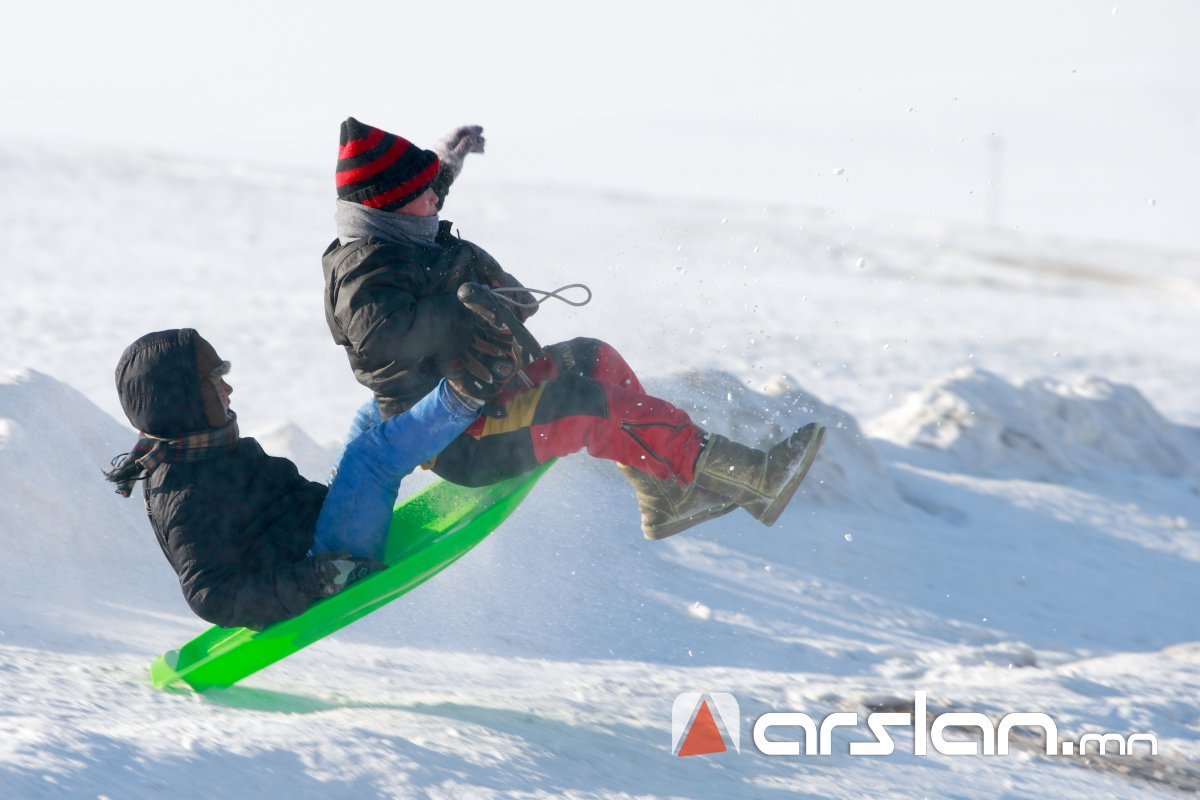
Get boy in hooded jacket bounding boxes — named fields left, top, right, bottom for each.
left=106, top=328, right=486, bottom=630
left=322, top=118, right=826, bottom=541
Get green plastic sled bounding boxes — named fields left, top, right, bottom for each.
left=150, top=464, right=550, bottom=692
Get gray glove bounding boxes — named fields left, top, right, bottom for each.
left=299, top=552, right=386, bottom=599
left=434, top=125, right=486, bottom=180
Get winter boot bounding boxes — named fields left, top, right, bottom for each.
left=619, top=465, right=737, bottom=540
left=692, top=422, right=826, bottom=526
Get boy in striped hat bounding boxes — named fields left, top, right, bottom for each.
left=323, top=118, right=826, bottom=540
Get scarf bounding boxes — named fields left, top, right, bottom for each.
left=105, top=413, right=240, bottom=498
left=335, top=199, right=440, bottom=248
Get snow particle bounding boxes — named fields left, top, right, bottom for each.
left=689, top=602, right=713, bottom=620
left=843, top=533, right=853, bottom=542
left=834, top=167, right=845, bottom=176
left=1148, top=198, right=1157, bottom=207
left=856, top=257, right=866, bottom=269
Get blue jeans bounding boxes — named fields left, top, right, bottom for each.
left=311, top=382, right=479, bottom=560
left=342, top=394, right=384, bottom=445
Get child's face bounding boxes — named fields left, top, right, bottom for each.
left=396, top=187, right=440, bottom=217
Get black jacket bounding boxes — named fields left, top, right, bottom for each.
left=322, top=222, right=506, bottom=418
left=116, top=329, right=327, bottom=630
left=142, top=440, right=326, bottom=630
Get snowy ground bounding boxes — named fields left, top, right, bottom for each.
left=2, top=144, right=1198, bottom=798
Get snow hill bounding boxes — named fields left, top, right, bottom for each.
left=2, top=144, right=1199, bottom=798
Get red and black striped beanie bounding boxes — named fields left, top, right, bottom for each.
left=336, top=117, right=440, bottom=211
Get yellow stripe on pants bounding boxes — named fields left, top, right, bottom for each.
left=480, top=383, right=548, bottom=436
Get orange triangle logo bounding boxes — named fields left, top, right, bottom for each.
left=677, top=700, right=727, bottom=757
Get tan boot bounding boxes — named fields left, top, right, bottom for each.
left=619, top=466, right=737, bottom=540
left=692, top=422, right=826, bottom=526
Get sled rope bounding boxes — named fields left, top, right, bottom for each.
left=490, top=283, right=592, bottom=311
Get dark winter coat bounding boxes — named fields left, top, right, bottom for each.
left=322, top=221, right=513, bottom=418
left=116, top=330, right=327, bottom=630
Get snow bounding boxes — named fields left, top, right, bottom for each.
left=870, top=369, right=1200, bottom=482
left=2, top=144, right=1199, bottom=798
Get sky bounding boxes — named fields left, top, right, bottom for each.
left=3, top=0, right=1199, bottom=250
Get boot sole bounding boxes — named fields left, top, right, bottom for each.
left=644, top=501, right=738, bottom=540
left=746, top=422, right=826, bottom=527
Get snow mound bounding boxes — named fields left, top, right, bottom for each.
left=868, top=368, right=1200, bottom=482
left=1, top=369, right=138, bottom=539
left=0, top=370, right=183, bottom=631
left=647, top=369, right=903, bottom=512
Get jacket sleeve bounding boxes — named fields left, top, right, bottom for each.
left=332, top=254, right=477, bottom=371
left=166, top=498, right=317, bottom=630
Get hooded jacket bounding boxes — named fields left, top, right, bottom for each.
left=115, top=329, right=327, bottom=630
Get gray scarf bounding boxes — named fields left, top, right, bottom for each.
left=335, top=199, right=440, bottom=248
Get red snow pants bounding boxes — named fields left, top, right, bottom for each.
left=430, top=338, right=704, bottom=487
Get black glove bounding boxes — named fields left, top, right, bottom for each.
left=476, top=262, right=538, bottom=322
left=298, top=552, right=386, bottom=599
left=437, top=291, right=523, bottom=403
left=450, top=322, right=522, bottom=402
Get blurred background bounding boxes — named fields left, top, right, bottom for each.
left=3, top=6, right=1199, bottom=795
left=3, top=0, right=1197, bottom=250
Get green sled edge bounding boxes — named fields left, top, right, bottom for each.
left=150, top=462, right=552, bottom=692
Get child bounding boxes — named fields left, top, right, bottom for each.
left=106, top=328, right=488, bottom=630
left=322, top=118, right=825, bottom=540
